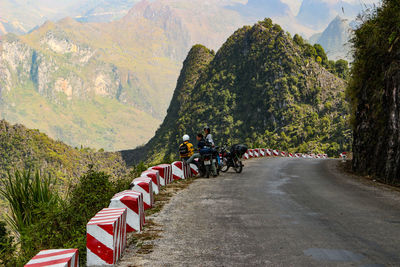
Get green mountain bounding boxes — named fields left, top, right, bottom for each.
left=0, top=120, right=128, bottom=183
left=348, top=0, right=400, bottom=186
left=123, top=19, right=351, bottom=165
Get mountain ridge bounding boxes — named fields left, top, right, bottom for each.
left=124, top=19, right=350, bottom=165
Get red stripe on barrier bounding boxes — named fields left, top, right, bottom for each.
left=87, top=233, right=114, bottom=264
left=25, top=258, right=70, bottom=267
left=30, top=249, right=77, bottom=260
left=98, top=224, right=114, bottom=236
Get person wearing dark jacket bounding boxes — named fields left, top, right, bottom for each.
left=187, top=133, right=217, bottom=176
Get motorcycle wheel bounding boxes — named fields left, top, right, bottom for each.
left=220, top=158, right=229, bottom=172
left=234, top=159, right=243, bottom=173
left=205, top=165, right=210, bottom=178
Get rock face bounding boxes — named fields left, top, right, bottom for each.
left=349, top=1, right=400, bottom=185
left=125, top=19, right=349, bottom=164
left=310, top=16, right=352, bottom=61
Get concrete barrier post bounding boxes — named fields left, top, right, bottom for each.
left=110, top=191, right=144, bottom=233
left=130, top=178, right=154, bottom=210
left=87, top=208, right=127, bottom=266
left=141, top=170, right=160, bottom=195
left=149, top=164, right=172, bottom=186
left=25, top=249, right=79, bottom=267
left=172, top=161, right=190, bottom=180
left=190, top=163, right=199, bottom=176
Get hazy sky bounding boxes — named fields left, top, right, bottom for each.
left=280, top=0, right=380, bottom=15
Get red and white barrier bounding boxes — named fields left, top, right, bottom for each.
left=190, top=163, right=199, bottom=176
left=288, top=153, right=293, bottom=158
left=273, top=149, right=279, bottom=156
left=25, top=249, right=79, bottom=267
left=243, top=152, right=249, bottom=160
left=141, top=170, right=160, bottom=195
left=87, top=208, right=127, bottom=266
left=130, top=178, right=154, bottom=210
left=172, top=161, right=191, bottom=180
left=247, top=149, right=254, bottom=158
left=253, top=149, right=260, bottom=157
left=280, top=151, right=287, bottom=157
left=259, top=148, right=266, bottom=157
left=110, top=191, right=144, bottom=233
left=265, top=149, right=273, bottom=156
left=149, top=164, right=172, bottom=186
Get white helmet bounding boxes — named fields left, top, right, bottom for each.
left=182, top=134, right=190, bottom=142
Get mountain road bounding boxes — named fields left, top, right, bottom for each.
left=119, top=158, right=400, bottom=266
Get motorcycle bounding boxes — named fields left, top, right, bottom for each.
left=198, top=149, right=214, bottom=178
left=220, top=144, right=247, bottom=173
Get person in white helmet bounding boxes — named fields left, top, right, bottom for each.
left=179, top=134, right=194, bottom=161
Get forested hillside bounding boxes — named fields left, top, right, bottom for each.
left=349, top=0, right=400, bottom=186
left=125, top=19, right=351, bottom=164
left=0, top=120, right=128, bottom=183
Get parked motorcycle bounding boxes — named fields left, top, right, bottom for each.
left=220, top=144, right=247, bottom=173
left=198, top=149, right=214, bottom=178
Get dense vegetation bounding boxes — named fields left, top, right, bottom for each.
left=0, top=120, right=128, bottom=182
left=0, top=120, right=135, bottom=265
left=128, top=19, right=350, bottom=164
left=348, top=0, right=400, bottom=186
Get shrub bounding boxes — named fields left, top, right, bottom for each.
left=0, top=170, right=58, bottom=235
left=0, top=221, right=15, bottom=266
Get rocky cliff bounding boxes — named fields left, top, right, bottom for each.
left=349, top=0, right=400, bottom=186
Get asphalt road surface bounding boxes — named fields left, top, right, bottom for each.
left=119, top=158, right=400, bottom=267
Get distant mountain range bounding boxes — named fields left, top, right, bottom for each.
left=0, top=0, right=248, bottom=151
left=310, top=16, right=352, bottom=60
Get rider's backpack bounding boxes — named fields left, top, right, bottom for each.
left=179, top=143, right=189, bottom=156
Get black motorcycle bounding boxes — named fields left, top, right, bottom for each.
left=198, top=149, right=214, bottom=178
left=220, top=144, right=247, bottom=173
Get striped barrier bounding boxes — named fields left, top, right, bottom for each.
left=265, top=149, right=273, bottom=156
left=288, top=153, right=293, bottom=158
left=243, top=152, right=249, bottom=159
left=130, top=177, right=154, bottom=210
left=25, top=249, right=79, bottom=267
left=273, top=149, right=279, bottom=156
left=149, top=164, right=172, bottom=186
left=253, top=149, right=260, bottom=157
left=110, top=191, right=144, bottom=233
left=172, top=161, right=191, bottom=180
left=87, top=208, right=127, bottom=266
left=141, top=170, right=160, bottom=195
left=190, top=163, right=199, bottom=176
left=259, top=148, right=266, bottom=157
left=280, top=151, right=287, bottom=157
left=248, top=149, right=255, bottom=158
